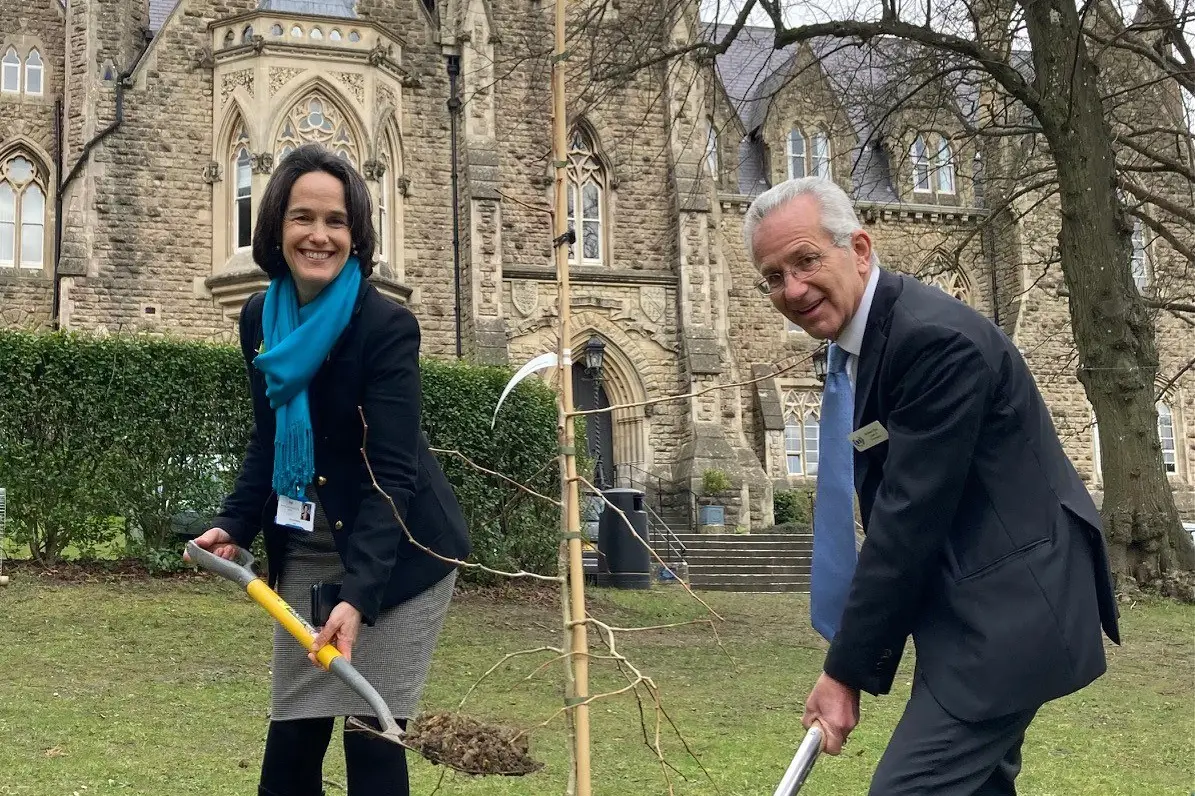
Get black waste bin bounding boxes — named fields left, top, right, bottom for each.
left=596, top=488, right=651, bottom=589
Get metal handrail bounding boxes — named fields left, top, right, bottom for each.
left=613, top=462, right=664, bottom=516
left=611, top=464, right=688, bottom=564
left=645, top=502, right=688, bottom=561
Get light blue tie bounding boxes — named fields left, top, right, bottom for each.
left=811, top=343, right=858, bottom=641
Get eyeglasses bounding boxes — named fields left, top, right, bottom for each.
left=754, top=251, right=828, bottom=296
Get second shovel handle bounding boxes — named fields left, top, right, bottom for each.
left=772, top=722, right=826, bottom=796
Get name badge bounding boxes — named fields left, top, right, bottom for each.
left=276, top=495, right=316, bottom=533
left=849, top=421, right=889, bottom=452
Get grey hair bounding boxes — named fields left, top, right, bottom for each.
left=743, top=177, right=878, bottom=266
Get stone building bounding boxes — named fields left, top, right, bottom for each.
left=0, top=0, right=1191, bottom=529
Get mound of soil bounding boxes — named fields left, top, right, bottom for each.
left=403, top=711, right=544, bottom=777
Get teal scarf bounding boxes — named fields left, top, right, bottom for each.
left=254, top=259, right=363, bottom=500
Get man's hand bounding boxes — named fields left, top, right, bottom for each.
left=309, top=601, right=362, bottom=666
left=802, top=672, right=860, bottom=755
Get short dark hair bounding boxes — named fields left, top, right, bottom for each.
left=251, top=143, right=376, bottom=279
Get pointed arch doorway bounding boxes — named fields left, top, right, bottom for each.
left=564, top=328, right=651, bottom=495
left=572, top=361, right=615, bottom=489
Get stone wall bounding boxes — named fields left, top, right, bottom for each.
left=356, top=0, right=461, bottom=358
left=57, top=0, right=246, bottom=338
left=0, top=2, right=66, bottom=323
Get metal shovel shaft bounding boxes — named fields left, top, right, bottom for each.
left=772, top=724, right=824, bottom=796
left=185, top=540, right=401, bottom=737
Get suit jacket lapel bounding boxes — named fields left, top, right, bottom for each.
left=852, top=269, right=901, bottom=430
left=850, top=270, right=901, bottom=499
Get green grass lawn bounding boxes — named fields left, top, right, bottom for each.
left=0, top=572, right=1191, bottom=795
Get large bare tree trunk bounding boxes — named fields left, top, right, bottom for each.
left=1024, top=0, right=1195, bottom=584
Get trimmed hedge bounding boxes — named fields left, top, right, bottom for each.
left=774, top=487, right=814, bottom=526
left=0, top=330, right=562, bottom=579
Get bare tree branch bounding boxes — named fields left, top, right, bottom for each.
left=769, top=18, right=1042, bottom=113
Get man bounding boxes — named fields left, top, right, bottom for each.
left=744, top=177, right=1120, bottom=795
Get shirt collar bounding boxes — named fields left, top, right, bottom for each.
left=834, top=264, right=879, bottom=358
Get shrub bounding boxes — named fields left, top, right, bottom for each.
left=701, top=468, right=731, bottom=496
left=0, top=330, right=563, bottom=579
left=774, top=488, right=814, bottom=526
left=0, top=331, right=248, bottom=563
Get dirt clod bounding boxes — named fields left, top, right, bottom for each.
left=403, top=711, right=543, bottom=776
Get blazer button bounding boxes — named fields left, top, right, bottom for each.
left=334, top=520, right=344, bottom=530
left=317, top=476, right=327, bottom=486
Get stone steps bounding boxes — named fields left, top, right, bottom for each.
left=650, top=533, right=813, bottom=593
left=688, top=574, right=811, bottom=592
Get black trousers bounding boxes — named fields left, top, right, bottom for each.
left=258, top=716, right=409, bottom=796
left=869, top=670, right=1038, bottom=796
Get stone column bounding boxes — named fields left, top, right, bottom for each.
left=663, top=8, right=772, bottom=531
left=456, top=0, right=508, bottom=364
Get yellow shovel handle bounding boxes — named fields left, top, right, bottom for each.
left=246, top=578, right=342, bottom=670
left=185, top=540, right=341, bottom=670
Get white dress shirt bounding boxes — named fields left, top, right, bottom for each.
left=833, top=265, right=880, bottom=388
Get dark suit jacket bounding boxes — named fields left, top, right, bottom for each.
left=823, top=269, right=1120, bottom=722
left=212, top=280, right=471, bottom=625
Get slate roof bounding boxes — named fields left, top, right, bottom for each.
left=704, top=22, right=1021, bottom=200
left=148, top=0, right=180, bottom=32
left=148, top=0, right=357, bottom=33
left=258, top=0, right=357, bottom=18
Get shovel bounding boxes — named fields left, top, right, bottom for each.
left=772, top=722, right=825, bottom=795
left=184, top=541, right=405, bottom=737
left=185, top=540, right=543, bottom=776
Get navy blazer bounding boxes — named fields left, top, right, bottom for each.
left=213, top=280, right=470, bottom=625
left=823, top=269, right=1120, bottom=722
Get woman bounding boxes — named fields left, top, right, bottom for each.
left=188, top=143, right=470, bottom=796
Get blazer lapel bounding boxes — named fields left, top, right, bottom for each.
left=850, top=271, right=902, bottom=498
left=852, top=269, right=902, bottom=431
left=326, top=278, right=373, bottom=362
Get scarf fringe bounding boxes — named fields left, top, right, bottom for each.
left=274, top=416, right=315, bottom=499
left=256, top=262, right=361, bottom=502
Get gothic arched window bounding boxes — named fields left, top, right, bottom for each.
left=783, top=390, right=821, bottom=476
left=566, top=126, right=605, bottom=265
left=232, top=123, right=252, bottom=250
left=0, top=154, right=47, bottom=270
left=911, top=135, right=931, bottom=192
left=936, top=138, right=955, bottom=194
left=24, top=50, right=42, bottom=95
left=275, top=94, right=359, bottom=167
left=787, top=127, right=806, bottom=179
left=2, top=48, right=19, bottom=94
left=1158, top=401, right=1177, bottom=474
left=810, top=130, right=831, bottom=178
left=1130, top=218, right=1150, bottom=291
left=917, top=254, right=972, bottom=306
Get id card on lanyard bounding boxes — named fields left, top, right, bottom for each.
left=276, top=495, right=316, bottom=533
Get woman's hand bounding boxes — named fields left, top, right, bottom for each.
left=309, top=601, right=363, bottom=665
left=184, top=528, right=239, bottom=562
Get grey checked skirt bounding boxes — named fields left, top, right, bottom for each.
left=269, top=490, right=456, bottom=722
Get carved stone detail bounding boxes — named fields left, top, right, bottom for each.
left=202, top=161, right=222, bottom=184
left=510, top=280, right=538, bottom=317
left=377, top=84, right=398, bottom=112
left=363, top=159, right=387, bottom=181
left=194, top=46, right=215, bottom=70
left=331, top=71, right=365, bottom=104
left=639, top=285, right=666, bottom=324
left=250, top=152, right=273, bottom=174
left=368, top=42, right=395, bottom=67
left=395, top=175, right=411, bottom=197
left=270, top=67, right=305, bottom=96
left=221, top=69, right=254, bottom=105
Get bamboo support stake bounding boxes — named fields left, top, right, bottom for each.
left=550, top=0, right=593, bottom=791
